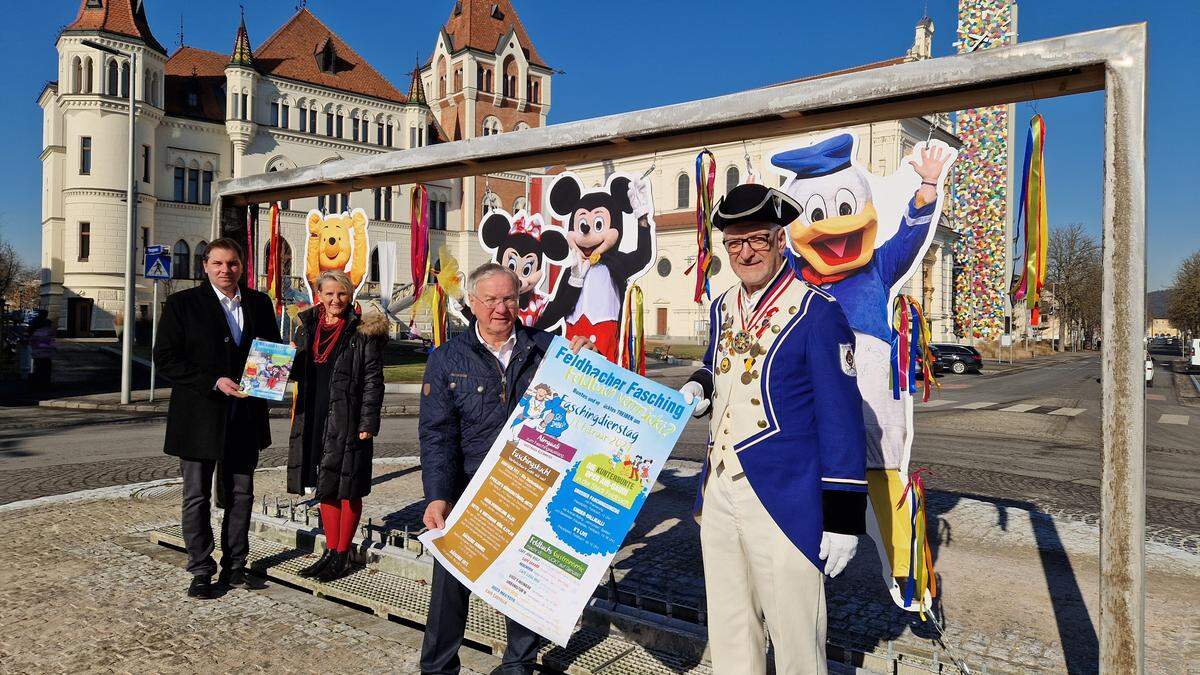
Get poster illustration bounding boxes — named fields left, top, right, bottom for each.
left=304, top=208, right=371, bottom=302
left=419, top=336, right=694, bottom=645
left=771, top=131, right=957, bottom=613
left=529, top=172, right=657, bottom=365
left=238, top=339, right=297, bottom=401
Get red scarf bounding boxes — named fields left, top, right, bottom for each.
left=800, top=266, right=849, bottom=287
left=312, top=305, right=348, bottom=364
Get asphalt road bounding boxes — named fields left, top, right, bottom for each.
left=2, top=354, right=1196, bottom=538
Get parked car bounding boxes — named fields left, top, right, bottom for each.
left=928, top=343, right=984, bottom=374
left=1148, top=337, right=1185, bottom=358
left=1145, top=351, right=1154, bottom=387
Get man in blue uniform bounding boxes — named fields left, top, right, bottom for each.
left=680, top=184, right=867, bottom=674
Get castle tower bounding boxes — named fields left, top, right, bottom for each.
left=42, top=0, right=168, bottom=332
left=907, top=15, right=935, bottom=60
left=224, top=12, right=258, bottom=177
left=422, top=0, right=554, bottom=231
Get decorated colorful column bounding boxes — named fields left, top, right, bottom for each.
left=951, top=0, right=1018, bottom=339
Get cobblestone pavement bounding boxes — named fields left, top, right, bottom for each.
left=245, top=461, right=1200, bottom=674
left=0, top=486, right=489, bottom=674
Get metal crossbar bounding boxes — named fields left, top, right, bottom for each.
left=210, top=23, right=1148, bottom=673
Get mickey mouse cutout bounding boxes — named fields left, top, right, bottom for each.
left=478, top=209, right=569, bottom=327
left=536, top=172, right=656, bottom=363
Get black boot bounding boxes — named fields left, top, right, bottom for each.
left=297, top=549, right=335, bottom=578
left=315, top=551, right=351, bottom=582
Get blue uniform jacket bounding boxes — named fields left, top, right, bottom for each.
left=790, top=199, right=936, bottom=341
left=688, top=281, right=868, bottom=569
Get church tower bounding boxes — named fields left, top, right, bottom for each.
left=42, top=0, right=168, bottom=332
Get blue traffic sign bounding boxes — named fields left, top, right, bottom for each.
left=144, top=245, right=172, bottom=280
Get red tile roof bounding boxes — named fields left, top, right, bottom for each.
left=442, top=0, right=547, bottom=69
left=164, top=47, right=227, bottom=123
left=253, top=9, right=406, bottom=104
left=64, top=0, right=166, bottom=54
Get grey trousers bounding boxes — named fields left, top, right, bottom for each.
left=180, top=450, right=258, bottom=577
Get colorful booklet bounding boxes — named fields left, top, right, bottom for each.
left=239, top=339, right=297, bottom=401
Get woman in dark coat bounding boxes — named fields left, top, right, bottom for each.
left=287, top=270, right=387, bottom=581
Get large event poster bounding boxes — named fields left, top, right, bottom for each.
left=419, top=336, right=694, bottom=645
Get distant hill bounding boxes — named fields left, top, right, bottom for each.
left=1147, top=289, right=1170, bottom=318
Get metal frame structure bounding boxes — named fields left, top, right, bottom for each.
left=214, top=23, right=1148, bottom=672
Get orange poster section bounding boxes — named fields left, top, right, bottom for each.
left=439, top=443, right=559, bottom=582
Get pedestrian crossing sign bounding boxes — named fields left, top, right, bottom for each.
left=144, top=245, right=171, bottom=280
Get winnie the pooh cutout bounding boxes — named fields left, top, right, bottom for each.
left=304, top=208, right=371, bottom=302
left=770, top=130, right=957, bottom=613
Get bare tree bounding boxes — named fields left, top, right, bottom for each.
left=0, top=238, right=26, bottom=306
left=1045, top=223, right=1103, bottom=351
left=1167, top=251, right=1200, bottom=337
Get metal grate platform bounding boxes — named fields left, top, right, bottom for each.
left=148, top=525, right=711, bottom=674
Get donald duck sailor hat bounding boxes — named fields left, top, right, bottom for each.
left=771, top=133, right=855, bottom=178
left=712, top=183, right=801, bottom=231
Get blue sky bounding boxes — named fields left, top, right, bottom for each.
left=3, top=1, right=1195, bottom=289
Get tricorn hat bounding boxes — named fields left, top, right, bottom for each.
left=712, top=183, right=801, bottom=231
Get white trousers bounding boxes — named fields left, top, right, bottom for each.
left=700, top=463, right=827, bottom=675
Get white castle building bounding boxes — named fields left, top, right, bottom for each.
left=40, top=0, right=957, bottom=343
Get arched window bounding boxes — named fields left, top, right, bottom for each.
left=172, top=240, right=191, bottom=279
left=82, top=57, right=93, bottom=94
left=150, top=71, right=159, bottom=106
left=515, top=121, right=530, bottom=132
left=106, top=59, right=119, bottom=96
left=369, top=247, right=380, bottom=283
left=502, top=55, right=518, bottom=98
left=71, top=56, right=82, bottom=94
left=482, top=116, right=502, bottom=137
left=513, top=196, right=527, bottom=213
left=263, top=238, right=294, bottom=280
left=726, top=166, right=740, bottom=193
left=436, top=56, right=447, bottom=98
left=120, top=61, right=130, bottom=98
left=676, top=173, right=690, bottom=209
left=194, top=241, right=208, bottom=280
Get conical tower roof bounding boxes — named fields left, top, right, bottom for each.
left=407, top=61, right=428, bottom=106
left=64, top=0, right=166, bottom=54
left=229, top=11, right=254, bottom=67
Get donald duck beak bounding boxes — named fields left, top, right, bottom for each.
left=790, top=203, right=879, bottom=274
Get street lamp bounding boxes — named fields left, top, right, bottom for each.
left=81, top=39, right=138, bottom=405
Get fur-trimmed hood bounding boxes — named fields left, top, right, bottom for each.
left=356, top=309, right=390, bottom=338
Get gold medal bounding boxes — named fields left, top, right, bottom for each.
left=719, top=357, right=731, bottom=373
left=732, top=331, right=752, bottom=354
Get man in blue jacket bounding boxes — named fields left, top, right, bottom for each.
left=419, top=262, right=593, bottom=675
left=680, top=184, right=867, bottom=674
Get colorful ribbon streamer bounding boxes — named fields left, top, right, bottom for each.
left=691, top=150, right=717, bottom=303
left=410, top=184, right=430, bottom=303
left=896, top=467, right=937, bottom=617
left=619, top=284, right=646, bottom=376
left=429, top=284, right=447, bottom=347
left=1011, top=114, right=1048, bottom=326
left=245, top=207, right=257, bottom=290
left=890, top=295, right=939, bottom=402
left=265, top=204, right=282, bottom=319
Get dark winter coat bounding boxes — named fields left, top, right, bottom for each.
left=419, top=323, right=555, bottom=504
left=286, top=307, right=387, bottom=500
left=156, top=283, right=281, bottom=461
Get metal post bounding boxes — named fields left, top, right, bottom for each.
left=121, top=51, right=138, bottom=405
left=1099, top=27, right=1147, bottom=674
left=149, top=280, right=158, bottom=402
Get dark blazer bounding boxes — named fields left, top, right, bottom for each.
left=286, top=308, right=387, bottom=500
left=155, top=283, right=281, bottom=461
left=419, top=323, right=555, bottom=504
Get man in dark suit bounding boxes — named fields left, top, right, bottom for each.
left=155, top=237, right=281, bottom=599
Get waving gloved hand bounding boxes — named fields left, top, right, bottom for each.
left=679, top=381, right=711, bottom=418
left=818, top=531, right=858, bottom=577
left=627, top=176, right=653, bottom=223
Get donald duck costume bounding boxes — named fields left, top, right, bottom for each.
left=772, top=133, right=952, bottom=610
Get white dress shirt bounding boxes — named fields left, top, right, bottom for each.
left=211, top=283, right=244, bottom=345
left=476, top=323, right=517, bottom=370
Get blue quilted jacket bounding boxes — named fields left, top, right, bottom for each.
left=419, top=323, right=555, bottom=503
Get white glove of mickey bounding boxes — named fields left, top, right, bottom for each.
left=819, top=531, right=858, bottom=577
left=679, top=381, right=710, bottom=418
left=627, top=177, right=653, bottom=221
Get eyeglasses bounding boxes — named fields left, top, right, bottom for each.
left=472, top=294, right=519, bottom=308
left=723, top=233, right=775, bottom=254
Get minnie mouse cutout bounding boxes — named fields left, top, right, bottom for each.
left=478, top=209, right=570, bottom=327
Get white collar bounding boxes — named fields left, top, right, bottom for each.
left=475, top=323, right=516, bottom=351
left=211, top=283, right=241, bottom=305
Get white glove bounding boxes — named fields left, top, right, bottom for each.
left=819, top=531, right=858, bottom=577
left=679, top=381, right=710, bottom=418
left=627, top=177, right=653, bottom=221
